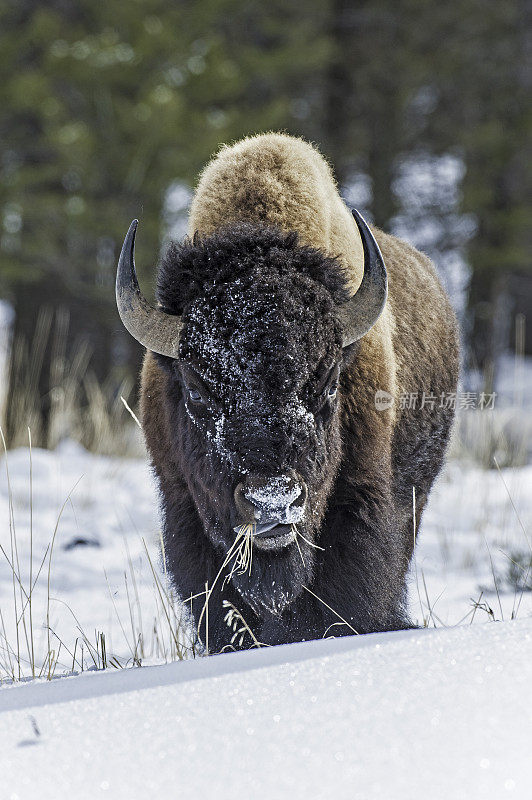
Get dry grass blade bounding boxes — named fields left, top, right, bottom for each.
left=104, top=569, right=138, bottom=665
left=227, top=523, right=255, bottom=581
left=484, top=537, right=504, bottom=622
left=294, top=527, right=324, bottom=551
left=493, top=456, right=532, bottom=619
left=46, top=476, right=83, bottom=678
left=28, top=427, right=35, bottom=677
left=420, top=568, right=445, bottom=627
left=197, top=529, right=247, bottom=640
left=294, top=531, right=306, bottom=568
left=222, top=600, right=265, bottom=649
left=493, top=457, right=531, bottom=552
left=302, top=585, right=359, bottom=635
left=141, top=538, right=188, bottom=661
left=120, top=396, right=142, bottom=429
left=1, top=425, right=22, bottom=678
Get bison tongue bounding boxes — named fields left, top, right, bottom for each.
left=255, top=521, right=286, bottom=537
left=232, top=520, right=283, bottom=536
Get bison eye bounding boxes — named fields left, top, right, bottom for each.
left=328, top=384, right=338, bottom=399
left=188, top=387, right=204, bottom=404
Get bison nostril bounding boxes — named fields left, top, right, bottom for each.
left=236, top=472, right=308, bottom=525
left=233, top=483, right=256, bottom=520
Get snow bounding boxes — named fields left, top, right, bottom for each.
left=412, top=460, right=532, bottom=625
left=244, top=474, right=304, bottom=523
left=1, top=440, right=532, bottom=797
left=0, top=440, right=190, bottom=675
left=1, top=441, right=532, bottom=675
left=2, top=619, right=531, bottom=799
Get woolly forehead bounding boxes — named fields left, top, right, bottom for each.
left=178, top=270, right=342, bottom=398
left=157, top=223, right=350, bottom=397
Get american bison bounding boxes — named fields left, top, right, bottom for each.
left=116, top=133, right=459, bottom=651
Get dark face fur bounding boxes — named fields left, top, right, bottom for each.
left=154, top=223, right=351, bottom=617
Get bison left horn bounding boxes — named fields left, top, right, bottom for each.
left=339, top=209, right=388, bottom=347
left=116, top=219, right=183, bottom=358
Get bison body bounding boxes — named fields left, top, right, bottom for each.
left=120, top=133, right=459, bottom=650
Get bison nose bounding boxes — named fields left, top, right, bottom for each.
left=234, top=471, right=308, bottom=527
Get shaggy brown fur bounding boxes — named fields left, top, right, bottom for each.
left=140, top=133, right=459, bottom=649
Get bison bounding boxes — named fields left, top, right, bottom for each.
left=116, top=133, right=459, bottom=651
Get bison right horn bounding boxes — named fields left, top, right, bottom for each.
left=339, top=209, right=388, bottom=347
left=116, top=219, right=183, bottom=358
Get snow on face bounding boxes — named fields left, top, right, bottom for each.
left=244, top=474, right=305, bottom=524
left=178, top=269, right=340, bottom=475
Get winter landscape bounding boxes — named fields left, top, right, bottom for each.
left=2, top=139, right=532, bottom=800
left=1, top=387, right=532, bottom=798
left=2, top=3, right=531, bottom=798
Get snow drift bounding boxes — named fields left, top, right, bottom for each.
left=1, top=619, right=530, bottom=800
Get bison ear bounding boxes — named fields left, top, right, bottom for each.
left=339, top=209, right=388, bottom=347
left=116, top=220, right=183, bottom=358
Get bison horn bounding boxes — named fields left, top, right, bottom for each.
left=117, top=211, right=385, bottom=355
left=340, top=209, right=388, bottom=347
left=116, top=219, right=183, bottom=358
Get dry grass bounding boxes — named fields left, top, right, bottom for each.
left=2, top=311, right=531, bottom=676
left=2, top=452, right=529, bottom=682
left=411, top=453, right=532, bottom=628
left=3, top=435, right=529, bottom=682
left=2, top=307, right=143, bottom=457
left=0, top=532, right=197, bottom=683
left=449, top=406, right=532, bottom=469
left=0, top=429, right=196, bottom=683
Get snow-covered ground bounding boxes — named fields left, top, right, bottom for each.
left=417, top=463, right=532, bottom=623
left=3, top=155, right=531, bottom=797
left=1, top=442, right=531, bottom=798
left=1, top=441, right=531, bottom=675
left=2, top=618, right=531, bottom=799
left=0, top=441, right=179, bottom=678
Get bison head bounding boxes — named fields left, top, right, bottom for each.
left=116, top=212, right=386, bottom=617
